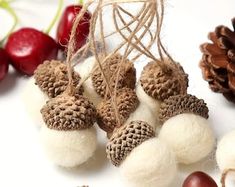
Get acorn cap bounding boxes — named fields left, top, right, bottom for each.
left=97, top=88, right=139, bottom=133
left=41, top=94, right=96, bottom=131
left=106, top=121, right=155, bottom=166
left=159, top=94, right=209, bottom=123
left=91, top=54, right=136, bottom=98
left=140, top=59, right=188, bottom=101
left=34, top=60, right=83, bottom=98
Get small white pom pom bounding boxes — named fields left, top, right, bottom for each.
left=136, top=83, right=160, bottom=115
left=74, top=56, right=102, bottom=106
left=125, top=102, right=158, bottom=129
left=159, top=113, right=215, bottom=164
left=22, top=77, right=47, bottom=126
left=40, top=125, right=97, bottom=167
left=120, top=138, right=177, bottom=187
left=216, top=130, right=235, bottom=175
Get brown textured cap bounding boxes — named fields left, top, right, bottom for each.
left=41, top=94, right=96, bottom=131
left=140, top=59, right=188, bottom=101
left=91, top=54, right=136, bottom=98
left=34, top=60, right=83, bottom=98
left=106, top=121, right=155, bottom=166
left=159, top=94, right=209, bottom=123
left=97, top=88, right=139, bottom=133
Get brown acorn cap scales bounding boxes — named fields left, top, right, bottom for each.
left=140, top=59, right=189, bottom=101
left=41, top=94, right=96, bottom=131
left=97, top=88, right=139, bottom=133
left=34, top=60, right=83, bottom=98
left=91, top=54, right=136, bottom=98
left=159, top=94, right=209, bottom=124
left=106, top=121, right=155, bottom=166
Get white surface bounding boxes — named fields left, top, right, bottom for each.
left=0, top=0, right=235, bottom=187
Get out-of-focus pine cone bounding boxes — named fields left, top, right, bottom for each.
left=200, top=18, right=235, bottom=103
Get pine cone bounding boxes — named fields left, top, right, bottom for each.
left=41, top=94, right=96, bottom=131
left=106, top=121, right=155, bottom=166
left=200, top=18, right=235, bottom=103
left=34, top=60, right=83, bottom=98
left=91, top=54, right=136, bottom=98
left=97, top=88, right=139, bottom=133
left=140, top=59, right=188, bottom=102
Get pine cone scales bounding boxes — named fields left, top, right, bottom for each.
left=200, top=18, right=235, bottom=103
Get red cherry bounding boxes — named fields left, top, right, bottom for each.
left=0, top=48, right=9, bottom=81
left=183, top=171, right=218, bottom=187
left=56, top=5, right=91, bottom=50
left=5, top=28, right=59, bottom=75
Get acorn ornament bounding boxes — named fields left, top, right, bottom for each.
left=137, top=59, right=189, bottom=119
left=34, top=60, right=83, bottom=98
left=75, top=53, right=136, bottom=106
left=40, top=6, right=98, bottom=167
left=97, top=87, right=157, bottom=136
left=22, top=60, right=83, bottom=126
left=159, top=94, right=215, bottom=164
left=40, top=93, right=97, bottom=167
left=200, top=17, right=235, bottom=103
left=106, top=121, right=177, bottom=187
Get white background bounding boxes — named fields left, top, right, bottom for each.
left=0, top=0, right=235, bottom=186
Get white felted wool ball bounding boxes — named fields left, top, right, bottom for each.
left=22, top=77, right=47, bottom=126
left=136, top=83, right=161, bottom=115
left=125, top=102, right=158, bottom=129
left=40, top=125, right=97, bottom=167
left=74, top=56, right=102, bottom=106
left=159, top=114, right=215, bottom=164
left=120, top=138, right=177, bottom=187
left=216, top=130, right=235, bottom=175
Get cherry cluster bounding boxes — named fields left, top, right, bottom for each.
left=0, top=0, right=91, bottom=81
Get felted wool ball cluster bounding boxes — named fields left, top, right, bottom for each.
left=216, top=130, right=235, bottom=177
left=40, top=94, right=97, bottom=167
left=159, top=94, right=215, bottom=164
left=138, top=59, right=189, bottom=124
left=106, top=121, right=177, bottom=187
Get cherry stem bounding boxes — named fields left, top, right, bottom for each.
left=0, top=0, right=18, bottom=44
left=79, top=0, right=84, bottom=5
left=44, top=0, right=63, bottom=34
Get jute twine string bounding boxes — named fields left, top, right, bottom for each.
left=112, top=1, right=160, bottom=128
left=221, top=168, right=235, bottom=187
left=65, top=0, right=164, bottom=128
left=115, top=5, right=158, bottom=62
left=65, top=1, right=93, bottom=95
left=113, top=2, right=154, bottom=60
left=113, top=1, right=157, bottom=61
left=113, top=3, right=157, bottom=61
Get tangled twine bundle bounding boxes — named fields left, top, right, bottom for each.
left=64, top=0, right=172, bottom=128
